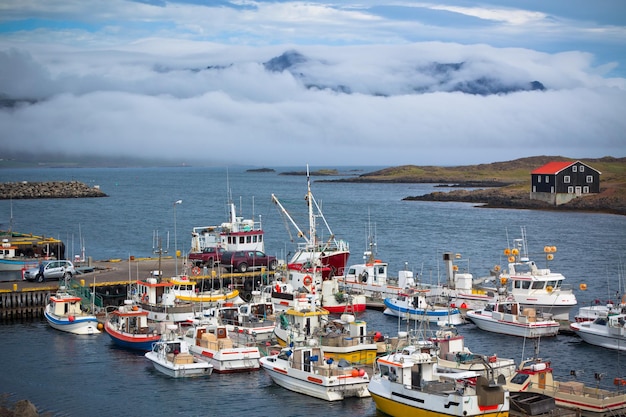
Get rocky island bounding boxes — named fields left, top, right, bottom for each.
left=0, top=181, right=108, bottom=199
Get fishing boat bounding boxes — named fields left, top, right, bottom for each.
left=383, top=288, right=465, bottom=326
left=133, top=274, right=196, bottom=323
left=319, top=276, right=366, bottom=314
left=181, top=322, right=261, bottom=373
left=341, top=242, right=425, bottom=311
left=493, top=227, right=577, bottom=321
left=267, top=265, right=322, bottom=312
left=430, top=326, right=517, bottom=380
left=423, top=252, right=496, bottom=312
left=272, top=165, right=350, bottom=278
left=505, top=343, right=626, bottom=416
left=260, top=345, right=370, bottom=401
left=189, top=196, right=266, bottom=267
left=145, top=328, right=213, bottom=378
left=104, top=300, right=163, bottom=351
left=466, top=298, right=560, bottom=338
left=169, top=275, right=242, bottom=304
left=44, top=290, right=100, bottom=335
left=211, top=292, right=276, bottom=342
left=574, top=299, right=626, bottom=323
left=274, top=299, right=379, bottom=365
left=0, top=232, right=65, bottom=272
left=570, top=312, right=626, bottom=351
left=369, top=343, right=510, bottom=417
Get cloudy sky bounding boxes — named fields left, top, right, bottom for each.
left=0, top=0, right=624, bottom=167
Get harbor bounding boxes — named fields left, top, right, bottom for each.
left=0, top=165, right=624, bottom=416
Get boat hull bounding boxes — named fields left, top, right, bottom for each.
left=104, top=322, right=161, bottom=351
left=466, top=311, right=559, bottom=338
left=570, top=322, right=626, bottom=351
left=383, top=298, right=464, bottom=325
left=145, top=352, right=213, bottom=378
left=259, top=357, right=370, bottom=401
left=369, top=378, right=508, bottom=417
left=44, top=310, right=100, bottom=335
left=0, top=258, right=39, bottom=272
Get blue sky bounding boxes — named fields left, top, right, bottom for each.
left=0, top=0, right=624, bottom=166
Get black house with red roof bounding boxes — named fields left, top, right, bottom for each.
left=530, top=161, right=601, bottom=205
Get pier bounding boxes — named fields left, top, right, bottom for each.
left=0, top=257, right=276, bottom=320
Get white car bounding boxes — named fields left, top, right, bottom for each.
left=23, top=260, right=76, bottom=283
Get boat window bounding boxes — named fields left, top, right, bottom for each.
left=377, top=266, right=385, bottom=274
left=547, top=280, right=560, bottom=289
left=531, top=282, right=544, bottom=289
left=522, top=281, right=531, bottom=289
left=510, top=373, right=529, bottom=385
left=378, top=364, right=390, bottom=377
left=594, top=317, right=607, bottom=325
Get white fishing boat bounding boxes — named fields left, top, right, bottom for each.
left=181, top=323, right=261, bottom=373
left=383, top=288, right=465, bottom=325
left=145, top=329, right=213, bottom=378
left=275, top=299, right=380, bottom=366
left=466, top=298, right=560, bottom=338
left=342, top=254, right=420, bottom=310
left=319, top=276, right=367, bottom=314
left=570, top=312, right=626, bottom=351
left=272, top=165, right=350, bottom=278
left=44, top=291, right=100, bottom=335
left=423, top=252, right=496, bottom=312
left=430, top=326, right=517, bottom=380
left=260, top=345, right=370, bottom=401
left=189, top=196, right=266, bottom=267
left=494, top=227, right=577, bottom=321
left=369, top=344, right=510, bottom=417
left=133, top=274, right=196, bottom=323
left=211, top=292, right=276, bottom=342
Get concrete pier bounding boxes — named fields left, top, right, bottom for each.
left=0, top=257, right=276, bottom=321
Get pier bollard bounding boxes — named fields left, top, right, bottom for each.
left=13, top=283, right=17, bottom=291
left=81, top=279, right=85, bottom=286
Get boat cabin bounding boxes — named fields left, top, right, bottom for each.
left=50, top=293, right=85, bottom=317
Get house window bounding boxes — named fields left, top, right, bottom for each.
left=580, top=166, right=585, bottom=172
left=564, top=176, right=570, bottom=183
left=583, top=186, right=589, bottom=193
left=572, top=166, right=577, bottom=172
left=568, top=186, right=574, bottom=193
left=545, top=176, right=549, bottom=183
left=586, top=175, right=593, bottom=183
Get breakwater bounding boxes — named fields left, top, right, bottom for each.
left=0, top=180, right=107, bottom=199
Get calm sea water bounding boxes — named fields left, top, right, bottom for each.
left=1, top=166, right=625, bottom=416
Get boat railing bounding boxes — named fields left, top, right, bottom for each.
left=529, top=379, right=626, bottom=399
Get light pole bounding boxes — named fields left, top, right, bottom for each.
left=174, top=199, right=182, bottom=275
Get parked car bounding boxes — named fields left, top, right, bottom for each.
left=23, top=260, right=76, bottom=283
left=220, top=250, right=278, bottom=273
left=188, top=247, right=226, bottom=267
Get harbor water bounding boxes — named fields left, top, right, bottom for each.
left=0, top=166, right=625, bottom=416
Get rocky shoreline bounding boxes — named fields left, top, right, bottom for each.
left=0, top=181, right=107, bottom=199
left=404, top=187, right=626, bottom=216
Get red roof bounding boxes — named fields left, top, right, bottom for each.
left=531, top=161, right=574, bottom=175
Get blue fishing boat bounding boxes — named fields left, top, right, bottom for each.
left=383, top=289, right=464, bottom=325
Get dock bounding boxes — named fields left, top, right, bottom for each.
left=0, top=257, right=276, bottom=320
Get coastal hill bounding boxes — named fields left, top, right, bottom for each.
left=329, top=156, right=626, bottom=216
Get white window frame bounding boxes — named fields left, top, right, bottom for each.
left=586, top=175, right=593, bottom=183
left=572, top=165, right=577, bottom=172
left=564, top=176, right=570, bottom=183
left=580, top=166, right=585, bottom=172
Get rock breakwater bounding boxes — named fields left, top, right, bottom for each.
left=0, top=181, right=107, bottom=199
